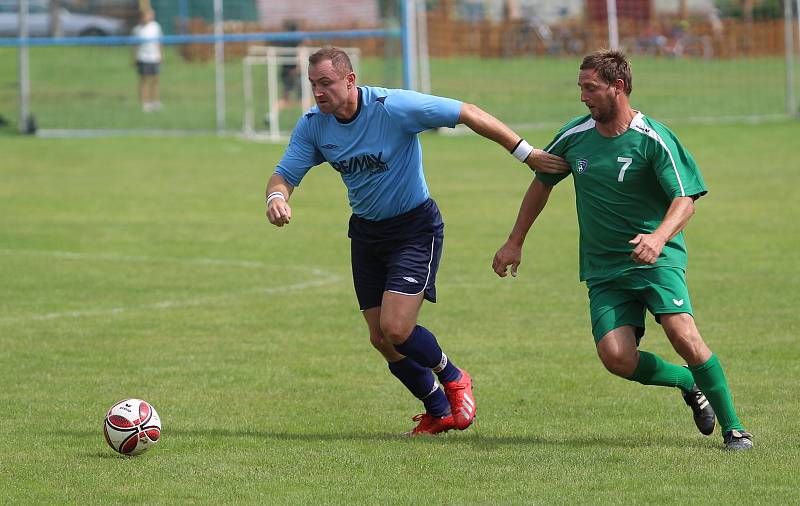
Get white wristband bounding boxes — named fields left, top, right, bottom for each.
left=511, top=139, right=534, bottom=163
left=266, top=191, right=285, bottom=206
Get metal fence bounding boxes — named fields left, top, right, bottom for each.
left=1, top=0, right=404, bottom=135
left=1, top=0, right=798, bottom=137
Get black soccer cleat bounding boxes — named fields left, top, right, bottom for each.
left=682, top=384, right=716, bottom=435
left=723, top=429, right=754, bottom=451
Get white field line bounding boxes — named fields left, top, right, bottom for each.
left=0, top=249, right=342, bottom=322
left=0, top=249, right=270, bottom=269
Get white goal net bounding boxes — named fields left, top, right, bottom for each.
left=242, top=46, right=361, bottom=141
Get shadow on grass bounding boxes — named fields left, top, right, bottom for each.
left=54, top=428, right=713, bottom=451
left=92, top=451, right=136, bottom=459
left=209, top=430, right=713, bottom=450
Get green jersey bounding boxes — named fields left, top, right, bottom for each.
left=537, top=112, right=707, bottom=282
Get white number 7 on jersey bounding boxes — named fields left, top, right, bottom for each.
left=617, top=157, right=633, bottom=182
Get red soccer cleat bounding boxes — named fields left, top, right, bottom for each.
left=443, top=368, right=476, bottom=430
left=404, top=413, right=456, bottom=436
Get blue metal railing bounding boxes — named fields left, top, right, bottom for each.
left=0, top=28, right=401, bottom=48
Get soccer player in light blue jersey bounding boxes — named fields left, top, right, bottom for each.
left=265, top=47, right=569, bottom=436
left=492, top=50, right=753, bottom=450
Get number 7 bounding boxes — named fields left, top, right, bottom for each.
left=617, top=157, right=632, bottom=182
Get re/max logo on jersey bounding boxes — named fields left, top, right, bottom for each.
left=330, top=152, right=388, bottom=175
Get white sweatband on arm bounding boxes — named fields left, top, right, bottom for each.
left=510, top=139, right=534, bottom=163
left=266, top=191, right=286, bottom=206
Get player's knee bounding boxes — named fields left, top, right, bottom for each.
left=598, top=349, right=638, bottom=377
left=369, top=332, right=405, bottom=362
left=380, top=320, right=414, bottom=345
left=669, top=332, right=709, bottom=364
left=663, top=315, right=705, bottom=354
left=668, top=328, right=703, bottom=349
left=368, top=331, right=385, bottom=350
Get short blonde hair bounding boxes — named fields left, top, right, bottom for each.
left=308, top=47, right=353, bottom=78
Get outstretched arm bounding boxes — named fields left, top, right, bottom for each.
left=629, top=196, right=695, bottom=264
left=265, top=173, right=295, bottom=227
left=457, top=103, right=569, bottom=174
left=493, top=178, right=554, bottom=277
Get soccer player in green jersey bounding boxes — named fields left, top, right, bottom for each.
left=492, top=49, right=753, bottom=450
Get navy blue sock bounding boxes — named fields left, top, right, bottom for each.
left=388, top=358, right=450, bottom=417
left=394, top=325, right=461, bottom=383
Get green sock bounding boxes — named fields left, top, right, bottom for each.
left=689, top=354, right=745, bottom=433
left=627, top=351, right=695, bottom=391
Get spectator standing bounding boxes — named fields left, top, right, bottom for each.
left=133, top=8, right=163, bottom=112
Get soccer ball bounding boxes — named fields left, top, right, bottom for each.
left=103, top=398, right=161, bottom=456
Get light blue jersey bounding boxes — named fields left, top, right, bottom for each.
left=274, top=86, right=462, bottom=220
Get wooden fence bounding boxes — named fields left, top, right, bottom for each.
left=180, top=15, right=796, bottom=62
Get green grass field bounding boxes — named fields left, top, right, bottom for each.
left=2, top=119, right=799, bottom=503
left=1, top=46, right=796, bottom=133
left=0, top=45, right=401, bottom=132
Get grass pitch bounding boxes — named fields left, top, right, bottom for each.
left=1, top=120, right=799, bottom=503
left=0, top=47, right=793, bottom=133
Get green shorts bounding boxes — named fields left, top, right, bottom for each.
left=587, top=266, right=693, bottom=344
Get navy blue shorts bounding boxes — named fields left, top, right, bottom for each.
left=348, top=199, right=444, bottom=311
left=136, top=61, right=160, bottom=76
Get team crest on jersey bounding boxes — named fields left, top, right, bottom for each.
left=576, top=158, right=589, bottom=174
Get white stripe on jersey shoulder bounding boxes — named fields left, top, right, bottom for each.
left=546, top=117, right=596, bottom=153
left=630, top=112, right=686, bottom=197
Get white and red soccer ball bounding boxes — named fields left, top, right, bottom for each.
left=103, top=398, right=161, bottom=455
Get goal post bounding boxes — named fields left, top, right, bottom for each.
left=242, top=46, right=361, bottom=141
left=3, top=0, right=402, bottom=137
